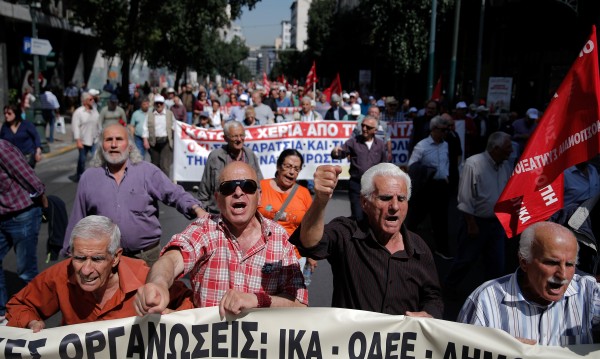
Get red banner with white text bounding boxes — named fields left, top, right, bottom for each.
left=494, top=26, right=600, bottom=237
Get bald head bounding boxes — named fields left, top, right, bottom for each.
left=219, top=161, right=258, bottom=184
left=519, top=222, right=578, bottom=264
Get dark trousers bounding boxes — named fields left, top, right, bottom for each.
left=149, top=138, right=172, bottom=177
left=406, top=179, right=449, bottom=254
left=348, top=178, right=364, bottom=222
left=41, top=109, right=55, bottom=142
left=444, top=212, right=507, bottom=287
left=77, top=145, right=95, bottom=179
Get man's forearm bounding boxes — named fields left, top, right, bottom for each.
left=146, top=250, right=183, bottom=288
left=299, top=197, right=328, bottom=248
left=270, top=295, right=307, bottom=308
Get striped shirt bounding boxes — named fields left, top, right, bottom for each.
left=162, top=213, right=308, bottom=308
left=0, top=140, right=45, bottom=215
left=458, top=270, right=600, bottom=345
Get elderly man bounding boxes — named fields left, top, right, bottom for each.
left=70, top=92, right=101, bottom=182
left=444, top=132, right=513, bottom=292
left=332, top=115, right=387, bottom=222
left=324, top=94, right=347, bottom=121
left=251, top=90, right=275, bottom=124
left=128, top=96, right=150, bottom=157
left=406, top=115, right=451, bottom=259
left=143, top=95, right=175, bottom=176
left=8, top=216, right=192, bottom=332
left=197, top=121, right=263, bottom=214
left=62, top=124, right=205, bottom=266
left=458, top=221, right=600, bottom=345
left=99, top=95, right=127, bottom=128
left=135, top=162, right=308, bottom=317
left=294, top=97, right=323, bottom=122
left=290, top=163, right=443, bottom=317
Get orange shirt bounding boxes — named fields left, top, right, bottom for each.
left=7, top=256, right=193, bottom=328
left=258, top=179, right=313, bottom=257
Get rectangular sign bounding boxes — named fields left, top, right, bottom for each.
left=23, top=37, right=53, bottom=56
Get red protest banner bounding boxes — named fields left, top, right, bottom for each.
left=494, top=26, right=600, bottom=237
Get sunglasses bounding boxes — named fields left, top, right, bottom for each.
left=361, top=124, right=376, bottom=131
left=218, top=179, right=258, bottom=196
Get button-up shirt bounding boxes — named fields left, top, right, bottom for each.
left=72, top=105, right=100, bottom=146
left=337, top=135, right=387, bottom=181
left=163, top=214, right=308, bottom=308
left=408, top=136, right=449, bottom=180
left=458, top=270, right=600, bottom=345
left=130, top=109, right=148, bottom=138
left=457, top=151, right=512, bottom=218
left=0, top=140, right=45, bottom=215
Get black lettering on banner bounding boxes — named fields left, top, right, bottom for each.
left=5, top=339, right=26, bottom=359
left=167, top=323, right=190, bottom=359
left=483, top=352, right=507, bottom=359
left=443, top=342, right=457, bottom=359
left=191, top=324, right=209, bottom=357
left=231, top=321, right=239, bottom=357
left=147, top=322, right=166, bottom=358
left=126, top=324, right=145, bottom=357
left=367, top=332, right=382, bottom=358
left=241, top=321, right=258, bottom=359
left=461, top=346, right=480, bottom=359
left=279, top=329, right=286, bottom=358
left=107, top=327, right=125, bottom=358
left=305, top=331, right=322, bottom=359
left=385, top=332, right=400, bottom=359
left=212, top=321, right=229, bottom=357
left=349, top=331, right=366, bottom=359
left=400, top=332, right=416, bottom=359
left=59, top=333, right=83, bottom=359
left=28, top=338, right=46, bottom=359
left=287, top=329, right=306, bottom=359
left=85, top=330, right=106, bottom=359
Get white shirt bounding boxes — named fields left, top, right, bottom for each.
left=71, top=105, right=100, bottom=146
left=408, top=136, right=449, bottom=180
left=142, top=109, right=169, bottom=138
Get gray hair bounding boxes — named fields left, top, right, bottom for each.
left=429, top=115, right=446, bottom=130
left=69, top=215, right=121, bottom=255
left=81, top=92, right=92, bottom=103
left=519, top=222, right=579, bottom=264
left=360, top=163, right=412, bottom=200
left=91, top=127, right=143, bottom=167
left=362, top=115, right=379, bottom=126
left=486, top=131, right=511, bottom=152
left=223, top=120, right=244, bottom=137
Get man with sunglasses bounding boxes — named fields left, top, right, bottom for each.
left=197, top=121, right=263, bottom=214
left=331, top=115, right=387, bottom=222
left=135, top=162, right=308, bottom=317
left=290, top=163, right=443, bottom=317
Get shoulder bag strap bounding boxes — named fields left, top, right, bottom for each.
left=273, top=184, right=299, bottom=221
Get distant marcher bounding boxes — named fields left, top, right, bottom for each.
left=0, top=104, right=41, bottom=168
left=70, top=92, right=101, bottom=182
left=39, top=87, right=60, bottom=143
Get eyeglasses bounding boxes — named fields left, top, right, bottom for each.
left=218, top=179, right=258, bottom=196
left=281, top=163, right=303, bottom=172
left=374, top=195, right=407, bottom=203
left=361, top=124, right=376, bottom=131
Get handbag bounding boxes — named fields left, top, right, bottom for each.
left=273, top=184, right=299, bottom=221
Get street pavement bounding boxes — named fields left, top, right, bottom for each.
left=2, top=124, right=492, bottom=328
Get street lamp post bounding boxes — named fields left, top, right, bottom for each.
left=30, top=4, right=49, bottom=153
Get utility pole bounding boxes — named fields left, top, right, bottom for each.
left=30, top=4, right=49, bottom=153
left=427, top=0, right=438, bottom=100
left=448, top=0, right=462, bottom=104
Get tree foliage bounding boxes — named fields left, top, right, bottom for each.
left=306, top=0, right=336, bottom=58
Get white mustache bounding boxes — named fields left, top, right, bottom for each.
left=547, top=277, right=569, bottom=285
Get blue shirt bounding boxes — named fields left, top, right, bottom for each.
left=275, top=97, right=293, bottom=108
left=408, top=136, right=449, bottom=180
left=130, top=109, right=148, bottom=137
left=0, top=120, right=41, bottom=155
left=458, top=270, right=600, bottom=345
left=563, top=165, right=600, bottom=208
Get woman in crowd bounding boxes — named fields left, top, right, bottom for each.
left=0, top=104, right=42, bottom=168
left=258, top=149, right=317, bottom=281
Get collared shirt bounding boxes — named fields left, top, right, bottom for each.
left=253, top=103, right=275, bottom=124
left=276, top=97, right=293, bottom=108
left=72, top=105, right=100, bottom=146
left=408, top=136, right=449, bottom=180
left=563, top=165, right=600, bottom=208
left=297, top=111, right=323, bottom=122
left=0, top=140, right=45, bottom=215
left=6, top=257, right=193, bottom=328
left=163, top=214, right=308, bottom=308
left=144, top=109, right=168, bottom=138
left=338, top=135, right=387, bottom=180
left=290, top=218, right=443, bottom=317
left=99, top=106, right=127, bottom=128
left=40, top=91, right=59, bottom=110
left=63, top=160, right=201, bottom=252
left=458, top=270, right=600, bottom=345
left=457, top=151, right=512, bottom=218
left=353, top=119, right=391, bottom=143
left=0, top=120, right=41, bottom=155
left=381, top=111, right=404, bottom=122
left=130, top=109, right=148, bottom=137
left=228, top=106, right=246, bottom=122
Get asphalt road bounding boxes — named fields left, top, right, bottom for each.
left=3, top=146, right=491, bottom=328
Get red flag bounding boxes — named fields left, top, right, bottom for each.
left=262, top=72, right=270, bottom=94
left=430, top=76, right=442, bottom=101
left=494, top=26, right=600, bottom=237
left=322, top=73, right=343, bottom=102
left=304, top=61, right=317, bottom=91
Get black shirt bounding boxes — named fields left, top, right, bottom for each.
left=290, top=217, right=443, bottom=317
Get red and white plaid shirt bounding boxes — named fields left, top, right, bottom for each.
left=162, top=213, right=308, bottom=308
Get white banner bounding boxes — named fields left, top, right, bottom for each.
left=0, top=307, right=596, bottom=358
left=173, top=121, right=414, bottom=182
left=487, top=77, right=513, bottom=114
